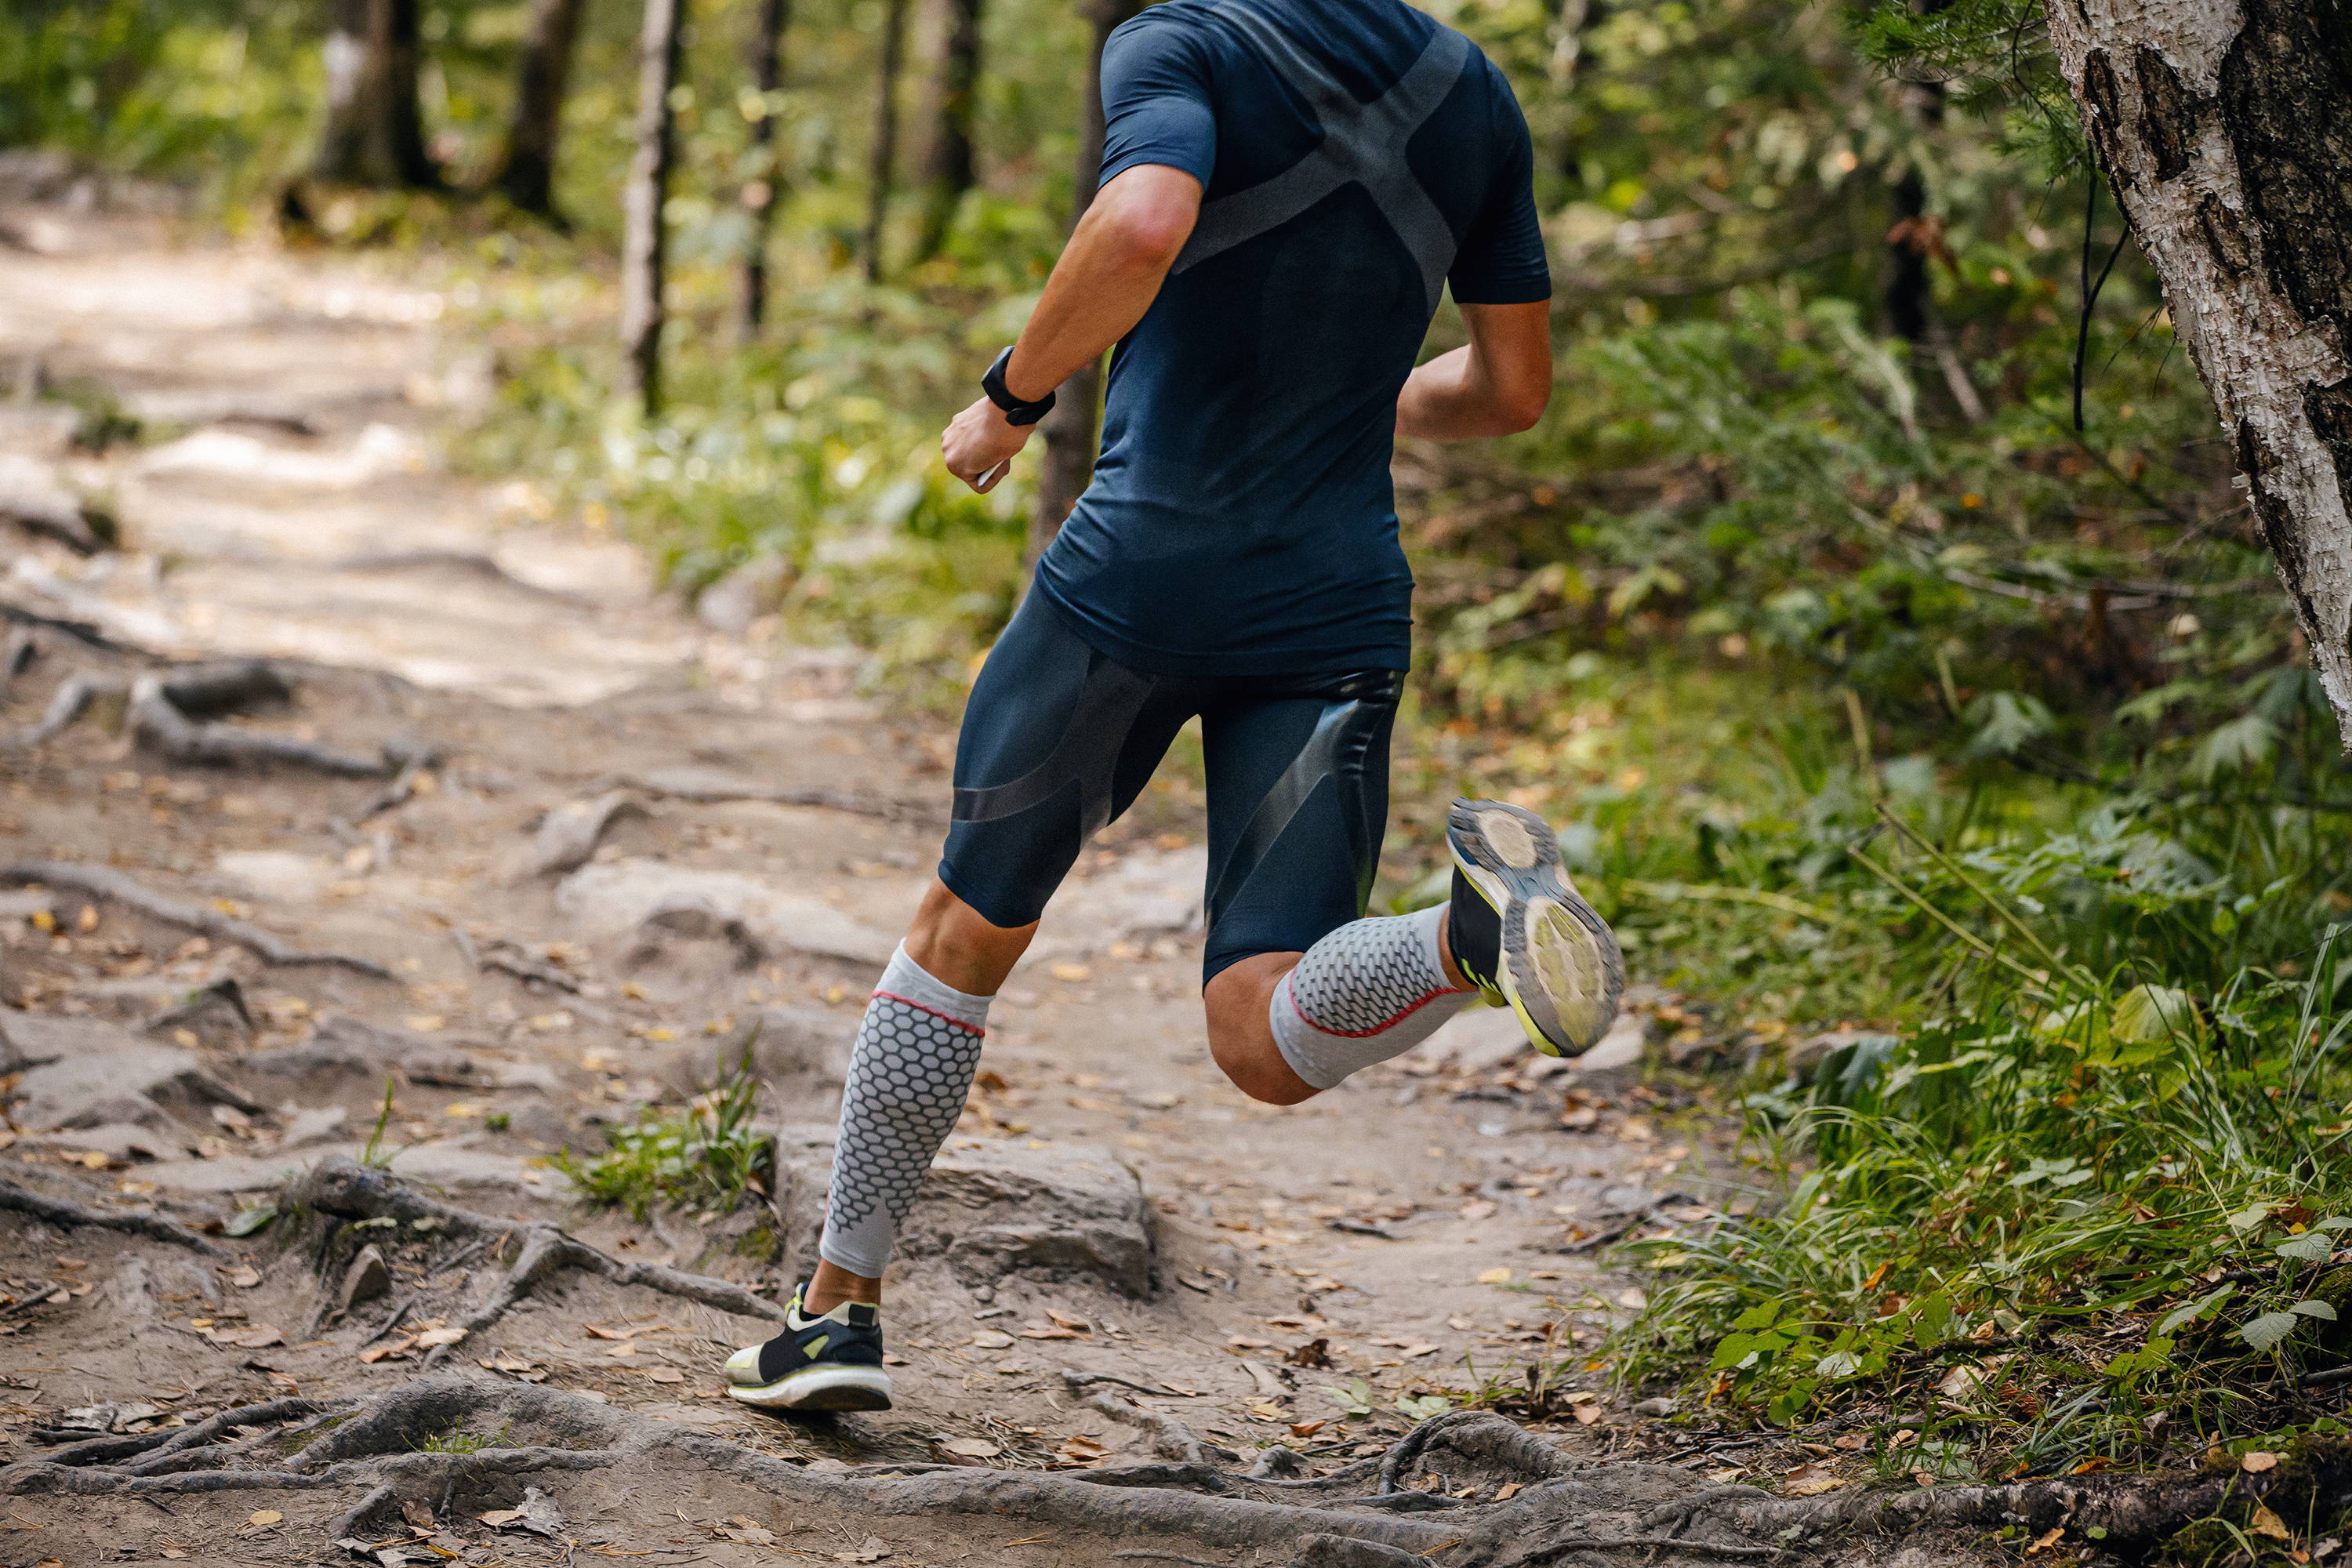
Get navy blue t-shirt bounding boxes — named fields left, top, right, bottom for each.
left=1031, top=0, right=1550, bottom=677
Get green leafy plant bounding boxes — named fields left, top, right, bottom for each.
left=557, top=1047, right=774, bottom=1223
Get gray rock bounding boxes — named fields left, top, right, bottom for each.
left=1575, top=1011, right=1649, bottom=1074
left=773, top=1130, right=1152, bottom=1297
left=1632, top=1396, right=1679, bottom=1418
left=340, top=1243, right=391, bottom=1311
left=8, top=1018, right=259, bottom=1131
left=519, top=789, right=645, bottom=880
left=141, top=1151, right=318, bottom=1194
left=279, top=1105, right=349, bottom=1149
left=695, top=555, right=794, bottom=635
left=555, top=859, right=895, bottom=967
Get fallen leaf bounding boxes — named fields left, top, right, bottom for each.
left=2245, top=1451, right=2281, bottom=1473
left=1781, top=1464, right=1850, bottom=1498
left=1495, top=1482, right=1523, bottom=1501
left=1400, top=1343, right=1440, bottom=1359
left=970, top=1330, right=1014, bottom=1350
left=479, top=1510, right=524, bottom=1528
left=1572, top=1404, right=1604, bottom=1426
left=359, top=1337, right=416, bottom=1363
left=412, top=1327, right=466, bottom=1348
left=225, top=1265, right=261, bottom=1289
left=1046, top=1308, right=1090, bottom=1330
left=2026, top=1528, right=2066, bottom=1555
left=1018, top=1323, right=1082, bottom=1339
left=1460, top=1200, right=1499, bottom=1221
left=938, top=1437, right=1001, bottom=1459
left=642, top=1367, right=685, bottom=1383
left=1476, top=1268, right=1513, bottom=1285
left=605, top=1341, right=638, bottom=1358
left=1616, top=1287, right=1649, bottom=1310
left=1289, top=1420, right=1328, bottom=1439
left=248, top=1509, right=283, bottom=1526
left=211, top=1325, right=285, bottom=1348
left=583, top=1323, right=643, bottom=1340
left=2252, top=1504, right=2292, bottom=1541
left=1047, top=964, right=1091, bottom=983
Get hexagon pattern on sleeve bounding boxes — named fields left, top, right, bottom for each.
left=818, top=946, right=993, bottom=1279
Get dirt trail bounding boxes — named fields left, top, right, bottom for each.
left=0, top=203, right=1929, bottom=1568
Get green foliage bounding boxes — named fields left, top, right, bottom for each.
left=557, top=1047, right=774, bottom=1222
left=412, top=1421, right=511, bottom=1454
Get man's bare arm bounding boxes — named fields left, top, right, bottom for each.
left=1395, top=300, right=1552, bottom=441
left=942, top=165, right=1204, bottom=492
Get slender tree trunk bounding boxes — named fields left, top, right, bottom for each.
left=2045, top=0, right=2352, bottom=738
left=1542, top=0, right=1601, bottom=180
left=743, top=0, right=793, bottom=331
left=314, top=0, right=438, bottom=187
left=1026, top=0, right=1144, bottom=565
left=913, top=0, right=985, bottom=263
left=862, top=0, right=913, bottom=283
left=495, top=0, right=585, bottom=219
left=621, top=0, right=689, bottom=416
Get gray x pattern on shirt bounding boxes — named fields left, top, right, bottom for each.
left=1170, top=2, right=1472, bottom=312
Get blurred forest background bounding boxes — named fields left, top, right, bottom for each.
left=10, top=0, right=2352, bottom=1454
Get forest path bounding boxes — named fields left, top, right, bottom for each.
left=0, top=206, right=1771, bottom=1568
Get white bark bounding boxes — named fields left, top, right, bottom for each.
left=621, top=0, right=688, bottom=415
left=2044, top=0, right=2352, bottom=739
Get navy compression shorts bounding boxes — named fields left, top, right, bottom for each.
left=938, top=592, right=1400, bottom=984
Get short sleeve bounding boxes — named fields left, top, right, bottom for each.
left=1446, top=69, right=1551, bottom=305
left=1098, top=12, right=1219, bottom=190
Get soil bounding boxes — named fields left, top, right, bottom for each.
left=0, top=198, right=2060, bottom=1568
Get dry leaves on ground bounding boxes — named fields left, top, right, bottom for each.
left=1781, top=1463, right=1850, bottom=1497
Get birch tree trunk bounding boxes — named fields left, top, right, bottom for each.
left=742, top=0, right=793, bottom=331
left=315, top=0, right=438, bottom=188
left=913, top=0, right=986, bottom=263
left=1026, top=0, right=1145, bottom=565
left=621, top=0, right=689, bottom=416
left=862, top=0, right=913, bottom=283
left=2045, top=0, right=2352, bottom=738
left=495, top=0, right=585, bottom=219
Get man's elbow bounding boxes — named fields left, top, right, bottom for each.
left=1496, top=383, right=1549, bottom=434
left=1100, top=203, right=1195, bottom=269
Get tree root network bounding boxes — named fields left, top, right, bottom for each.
left=6, top=1160, right=2343, bottom=1568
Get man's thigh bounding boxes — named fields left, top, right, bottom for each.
left=938, top=593, right=1193, bottom=929
left=1198, top=671, right=1400, bottom=983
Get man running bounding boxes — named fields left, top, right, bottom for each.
left=724, top=0, right=1622, bottom=1413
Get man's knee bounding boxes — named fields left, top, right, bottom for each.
left=1202, top=954, right=1319, bottom=1105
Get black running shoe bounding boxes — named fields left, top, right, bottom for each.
left=1446, top=798, right=1623, bottom=1057
left=722, top=1283, right=892, bottom=1411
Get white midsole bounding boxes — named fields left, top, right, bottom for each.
left=727, top=1364, right=893, bottom=1408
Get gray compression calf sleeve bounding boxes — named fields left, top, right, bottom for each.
left=818, top=944, right=993, bottom=1279
left=1269, top=905, right=1472, bottom=1090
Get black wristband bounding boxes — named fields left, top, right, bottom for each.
left=981, top=346, right=1056, bottom=426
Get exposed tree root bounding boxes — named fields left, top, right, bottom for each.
left=0, top=1175, right=222, bottom=1255
left=0, top=1377, right=1468, bottom=1558
left=615, top=767, right=938, bottom=825
left=292, top=1156, right=789, bottom=1358
left=132, top=660, right=416, bottom=777
left=336, top=549, right=597, bottom=607
left=0, top=598, right=118, bottom=651
left=5, top=656, right=417, bottom=777
left=0, top=860, right=394, bottom=978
